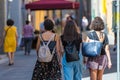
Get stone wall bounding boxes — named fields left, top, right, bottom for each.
left=0, top=0, right=5, bottom=54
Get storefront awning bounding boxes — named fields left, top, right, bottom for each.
left=25, top=0, right=80, bottom=10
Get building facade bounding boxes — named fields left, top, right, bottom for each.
left=0, top=0, right=23, bottom=54
left=1, top=0, right=117, bottom=54
left=0, top=0, right=6, bottom=54
left=91, top=0, right=114, bottom=34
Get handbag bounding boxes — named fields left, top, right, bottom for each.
left=20, top=37, right=25, bottom=47
left=82, top=32, right=103, bottom=57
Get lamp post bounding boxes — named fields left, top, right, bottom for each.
left=116, top=0, right=120, bottom=80
left=8, top=0, right=13, bottom=19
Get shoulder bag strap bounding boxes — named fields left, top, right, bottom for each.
left=47, top=34, right=56, bottom=55
left=95, top=31, right=104, bottom=42
left=4, top=26, right=12, bottom=37
left=90, top=31, right=102, bottom=41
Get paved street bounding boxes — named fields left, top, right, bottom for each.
left=0, top=45, right=117, bottom=80
left=0, top=50, right=36, bottom=80
left=0, top=34, right=118, bottom=80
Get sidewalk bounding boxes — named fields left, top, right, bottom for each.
left=0, top=54, right=8, bottom=64
left=82, top=72, right=117, bottom=80
left=0, top=34, right=117, bottom=80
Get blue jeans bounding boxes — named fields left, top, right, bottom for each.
left=62, top=53, right=83, bottom=80
left=24, top=37, right=33, bottom=54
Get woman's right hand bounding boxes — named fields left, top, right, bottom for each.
left=59, top=63, right=62, bottom=69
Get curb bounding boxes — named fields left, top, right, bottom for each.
left=82, top=72, right=117, bottom=80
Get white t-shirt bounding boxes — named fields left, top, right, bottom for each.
left=82, top=18, right=88, bottom=27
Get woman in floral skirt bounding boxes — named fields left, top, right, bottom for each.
left=32, top=19, right=62, bottom=80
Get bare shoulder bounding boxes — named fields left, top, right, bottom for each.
left=55, top=33, right=60, bottom=41
left=82, top=31, right=90, bottom=42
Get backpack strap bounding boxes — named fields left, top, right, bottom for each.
left=39, top=34, right=55, bottom=46
left=47, top=34, right=56, bottom=54
left=46, top=34, right=55, bottom=46
left=39, top=34, right=46, bottom=46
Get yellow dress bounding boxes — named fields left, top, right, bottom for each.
left=4, top=26, right=17, bottom=53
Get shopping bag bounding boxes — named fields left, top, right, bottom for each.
left=20, top=37, right=25, bottom=47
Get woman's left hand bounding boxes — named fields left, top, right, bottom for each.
left=108, top=61, right=112, bottom=69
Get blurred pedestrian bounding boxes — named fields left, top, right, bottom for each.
left=4, top=19, right=18, bottom=66
left=66, top=15, right=74, bottom=21
left=31, top=30, right=40, bottom=49
left=112, top=19, right=117, bottom=51
left=113, top=31, right=117, bottom=51
left=53, top=15, right=60, bottom=26
left=83, top=17, right=112, bottom=80
left=61, top=14, right=70, bottom=33
left=61, top=15, right=75, bottom=34
left=39, top=16, right=48, bottom=33
left=61, top=20, right=82, bottom=80
left=23, top=20, right=34, bottom=55
left=67, top=15, right=80, bottom=33
left=32, top=19, right=62, bottom=80
left=81, top=16, right=88, bottom=32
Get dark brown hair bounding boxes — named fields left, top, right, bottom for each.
left=25, top=20, right=29, bottom=25
left=66, top=16, right=73, bottom=21
left=90, top=17, right=104, bottom=31
left=7, top=19, right=14, bottom=26
left=63, top=20, right=79, bottom=41
left=44, top=19, right=54, bottom=31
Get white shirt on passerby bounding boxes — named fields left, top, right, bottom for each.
left=82, top=16, right=88, bottom=32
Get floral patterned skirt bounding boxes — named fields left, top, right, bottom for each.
left=32, top=53, right=61, bottom=80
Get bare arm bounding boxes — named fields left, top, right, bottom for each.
left=56, top=34, right=62, bottom=63
left=60, top=38, right=64, bottom=56
left=16, top=30, right=18, bottom=46
left=105, top=44, right=112, bottom=69
left=36, top=36, right=40, bottom=56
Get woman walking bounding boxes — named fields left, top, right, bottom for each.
left=23, top=20, right=34, bottom=55
left=83, top=17, right=112, bottom=80
left=4, top=19, right=18, bottom=66
left=32, top=19, right=62, bottom=80
left=61, top=20, right=82, bottom=80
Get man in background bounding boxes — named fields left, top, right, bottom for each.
left=40, top=16, right=48, bottom=33
left=81, top=16, right=88, bottom=32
